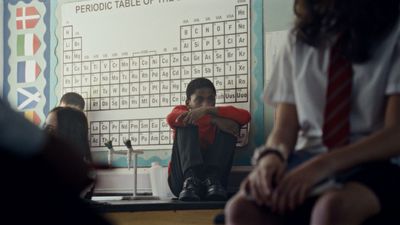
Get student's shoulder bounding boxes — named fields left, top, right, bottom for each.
left=275, top=31, right=310, bottom=62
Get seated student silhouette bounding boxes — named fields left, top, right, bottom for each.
left=45, top=106, right=94, bottom=199
left=0, top=98, right=111, bottom=225
left=225, top=1, right=400, bottom=225
left=45, top=107, right=91, bottom=163
left=167, top=78, right=251, bottom=201
left=59, top=92, right=85, bottom=111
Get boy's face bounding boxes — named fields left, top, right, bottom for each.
left=186, top=87, right=216, bottom=109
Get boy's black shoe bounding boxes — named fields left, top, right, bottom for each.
left=203, top=176, right=227, bottom=201
left=178, top=176, right=203, bottom=201
left=213, top=213, right=225, bottom=224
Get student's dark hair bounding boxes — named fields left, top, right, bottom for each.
left=60, top=92, right=85, bottom=110
left=186, top=78, right=216, bottom=100
left=49, top=107, right=91, bottom=162
left=293, top=0, right=400, bottom=63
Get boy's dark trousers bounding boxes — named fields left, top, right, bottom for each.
left=168, top=125, right=236, bottom=197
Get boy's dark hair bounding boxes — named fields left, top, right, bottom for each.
left=49, top=107, right=91, bottom=162
left=60, top=92, right=85, bottom=110
left=293, top=0, right=400, bottom=63
left=186, top=78, right=216, bottom=100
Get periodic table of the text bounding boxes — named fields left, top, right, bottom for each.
left=59, top=0, right=252, bottom=151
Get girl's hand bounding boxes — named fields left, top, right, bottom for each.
left=241, top=154, right=286, bottom=206
left=271, top=155, right=334, bottom=214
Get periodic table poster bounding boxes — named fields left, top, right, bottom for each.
left=55, top=0, right=264, bottom=166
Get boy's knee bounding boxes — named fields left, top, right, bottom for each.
left=176, top=125, right=198, bottom=137
left=225, top=193, right=252, bottom=225
left=176, top=125, right=198, bottom=131
left=215, top=129, right=237, bottom=146
left=311, top=191, right=349, bottom=225
left=220, top=131, right=237, bottom=140
left=312, top=183, right=382, bottom=225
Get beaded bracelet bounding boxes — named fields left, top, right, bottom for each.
left=251, top=146, right=286, bottom=165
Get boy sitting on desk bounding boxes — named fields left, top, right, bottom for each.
left=167, top=77, right=251, bottom=201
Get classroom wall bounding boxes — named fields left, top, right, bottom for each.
left=1, top=0, right=296, bottom=193
left=3, top=0, right=265, bottom=168
left=264, top=0, right=295, bottom=32
left=263, top=0, right=295, bottom=138
left=0, top=0, right=297, bottom=154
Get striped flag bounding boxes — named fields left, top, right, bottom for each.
left=17, top=34, right=40, bottom=56
left=24, top=111, right=41, bottom=125
left=16, top=6, right=40, bottom=30
left=17, top=87, right=41, bottom=110
left=17, top=60, right=41, bottom=83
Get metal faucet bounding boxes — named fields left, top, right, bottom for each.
left=123, top=139, right=144, bottom=197
left=104, top=140, right=144, bottom=170
left=104, top=140, right=147, bottom=198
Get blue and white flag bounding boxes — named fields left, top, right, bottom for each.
left=17, top=87, right=41, bottom=110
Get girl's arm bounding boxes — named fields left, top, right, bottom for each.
left=321, top=94, right=400, bottom=172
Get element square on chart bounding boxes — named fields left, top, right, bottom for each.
left=63, top=26, right=72, bottom=39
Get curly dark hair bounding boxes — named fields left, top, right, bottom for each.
left=293, top=0, right=400, bottom=63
